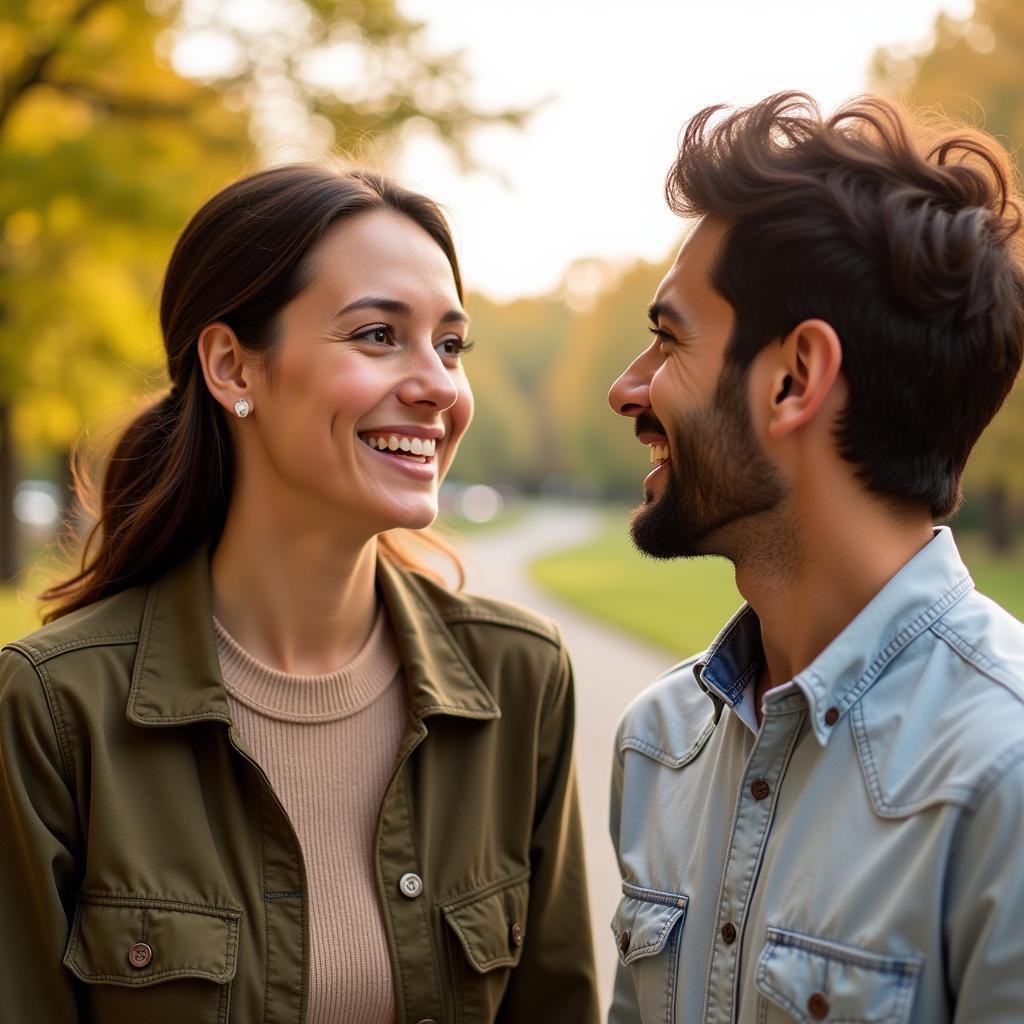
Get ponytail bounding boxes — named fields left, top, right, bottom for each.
left=42, top=366, right=233, bottom=621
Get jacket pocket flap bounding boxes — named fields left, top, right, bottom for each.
left=610, top=890, right=688, bottom=965
left=63, top=895, right=241, bottom=987
left=755, top=926, right=922, bottom=1024
left=442, top=875, right=530, bottom=974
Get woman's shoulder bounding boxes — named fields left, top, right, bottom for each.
left=2, top=582, right=149, bottom=677
left=398, top=566, right=563, bottom=650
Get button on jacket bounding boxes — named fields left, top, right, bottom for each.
left=609, top=528, right=1024, bottom=1024
left=0, top=547, right=600, bottom=1023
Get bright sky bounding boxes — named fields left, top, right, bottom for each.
left=391, top=0, right=973, bottom=302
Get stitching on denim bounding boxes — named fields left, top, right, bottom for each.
left=930, top=619, right=1024, bottom=697
left=621, top=882, right=688, bottom=909
left=805, top=575, right=973, bottom=721
left=619, top=717, right=715, bottom=769
left=664, top=922, right=680, bottom=1024
left=622, top=905, right=684, bottom=962
left=853, top=691, right=983, bottom=816
left=764, top=926, right=923, bottom=974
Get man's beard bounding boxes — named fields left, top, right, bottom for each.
left=630, top=361, right=785, bottom=560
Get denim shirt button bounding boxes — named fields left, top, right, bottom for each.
left=824, top=707, right=840, bottom=726
left=720, top=922, right=737, bottom=944
left=807, top=992, right=830, bottom=1019
left=750, top=778, right=771, bottom=800
left=618, top=929, right=631, bottom=955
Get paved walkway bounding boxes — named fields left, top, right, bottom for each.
left=456, top=502, right=675, bottom=1011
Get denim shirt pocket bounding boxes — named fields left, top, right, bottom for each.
left=611, top=884, right=688, bottom=1023
left=755, top=926, right=922, bottom=1024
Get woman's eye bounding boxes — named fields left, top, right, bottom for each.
left=436, top=337, right=475, bottom=357
left=354, top=324, right=394, bottom=345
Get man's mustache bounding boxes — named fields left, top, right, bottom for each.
left=635, top=412, right=667, bottom=437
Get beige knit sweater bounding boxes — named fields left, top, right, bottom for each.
left=215, top=609, right=404, bottom=1024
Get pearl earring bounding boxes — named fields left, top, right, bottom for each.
left=234, top=398, right=251, bottom=418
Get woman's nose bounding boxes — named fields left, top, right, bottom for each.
left=398, top=348, right=460, bottom=410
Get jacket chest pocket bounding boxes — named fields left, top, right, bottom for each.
left=442, top=873, right=529, bottom=1024
left=611, top=886, right=688, bottom=1024
left=755, top=926, right=922, bottom=1024
left=63, top=895, right=241, bottom=1024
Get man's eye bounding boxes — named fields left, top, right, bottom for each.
left=648, top=326, right=673, bottom=344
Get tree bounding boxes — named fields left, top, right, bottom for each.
left=872, top=0, right=1024, bottom=547
left=549, top=257, right=672, bottom=497
left=0, top=0, right=525, bottom=579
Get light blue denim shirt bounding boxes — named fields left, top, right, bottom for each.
left=609, top=528, right=1024, bottom=1024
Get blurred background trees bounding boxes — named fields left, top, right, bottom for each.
left=871, top=0, right=1024, bottom=548
left=1, top=0, right=1022, bottom=589
left=0, top=0, right=522, bottom=580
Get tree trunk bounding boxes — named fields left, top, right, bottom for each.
left=982, top=482, right=1014, bottom=553
left=0, top=401, right=19, bottom=581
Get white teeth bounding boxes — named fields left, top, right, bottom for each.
left=649, top=443, right=669, bottom=463
left=361, top=433, right=439, bottom=457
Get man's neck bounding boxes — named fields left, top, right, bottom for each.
left=739, top=505, right=934, bottom=721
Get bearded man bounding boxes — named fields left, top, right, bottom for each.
left=606, top=92, right=1024, bottom=1024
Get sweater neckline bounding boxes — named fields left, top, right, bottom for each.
left=213, top=607, right=401, bottom=723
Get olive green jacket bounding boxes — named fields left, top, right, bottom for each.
left=0, top=548, right=599, bottom=1023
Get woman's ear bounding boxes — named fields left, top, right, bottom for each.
left=197, top=323, right=254, bottom=417
left=765, top=319, right=843, bottom=440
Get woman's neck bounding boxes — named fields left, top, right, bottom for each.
left=210, top=501, right=379, bottom=676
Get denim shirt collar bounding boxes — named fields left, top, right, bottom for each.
left=694, top=527, right=975, bottom=744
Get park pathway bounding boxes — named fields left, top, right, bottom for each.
left=455, top=502, right=675, bottom=1012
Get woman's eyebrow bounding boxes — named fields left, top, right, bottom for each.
left=335, top=295, right=468, bottom=324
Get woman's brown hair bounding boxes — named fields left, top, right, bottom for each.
left=665, top=92, right=1024, bottom=518
left=43, top=165, right=464, bottom=621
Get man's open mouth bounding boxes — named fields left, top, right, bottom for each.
left=359, top=433, right=437, bottom=465
left=649, top=442, right=669, bottom=464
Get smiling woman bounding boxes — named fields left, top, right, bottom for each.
left=0, top=166, right=599, bottom=1023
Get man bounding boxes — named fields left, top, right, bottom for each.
left=606, top=92, right=1024, bottom=1024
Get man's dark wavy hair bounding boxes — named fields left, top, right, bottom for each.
left=666, top=91, right=1024, bottom=518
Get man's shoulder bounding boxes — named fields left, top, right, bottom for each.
left=859, top=587, right=1024, bottom=815
left=615, top=654, right=717, bottom=768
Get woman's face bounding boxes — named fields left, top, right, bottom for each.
left=242, top=209, right=474, bottom=536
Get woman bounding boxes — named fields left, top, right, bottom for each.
left=0, top=166, right=599, bottom=1023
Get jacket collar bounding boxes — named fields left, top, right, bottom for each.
left=128, top=546, right=499, bottom=727
left=695, top=527, right=974, bottom=745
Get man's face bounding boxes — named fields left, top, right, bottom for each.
left=607, top=218, right=785, bottom=560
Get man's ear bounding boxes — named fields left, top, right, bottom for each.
left=197, top=323, right=254, bottom=415
left=765, top=319, right=842, bottom=440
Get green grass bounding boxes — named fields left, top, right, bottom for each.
left=531, top=512, right=1024, bottom=659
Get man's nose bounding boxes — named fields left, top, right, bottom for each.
left=608, top=353, right=654, bottom=418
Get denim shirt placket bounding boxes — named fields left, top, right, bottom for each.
left=702, top=687, right=807, bottom=1024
